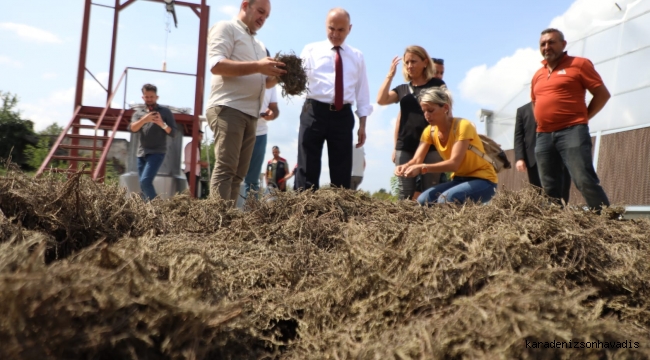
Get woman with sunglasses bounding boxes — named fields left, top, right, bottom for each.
left=377, top=45, right=445, bottom=200
left=395, top=87, right=498, bottom=205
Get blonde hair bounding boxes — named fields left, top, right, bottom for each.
left=418, top=86, right=453, bottom=110
left=401, top=45, right=436, bottom=82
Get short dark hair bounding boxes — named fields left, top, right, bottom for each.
left=541, top=28, right=565, bottom=42
left=432, top=58, right=444, bottom=65
left=272, top=146, right=280, bottom=151
left=142, top=83, right=157, bottom=94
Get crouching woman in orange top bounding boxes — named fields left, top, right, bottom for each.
left=395, top=87, right=498, bottom=205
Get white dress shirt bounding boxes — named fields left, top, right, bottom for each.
left=256, top=86, right=278, bottom=136
left=183, top=141, right=201, bottom=176
left=300, top=40, right=373, bottom=118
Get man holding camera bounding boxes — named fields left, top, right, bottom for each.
left=127, top=83, right=177, bottom=201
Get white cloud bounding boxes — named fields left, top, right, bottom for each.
left=549, top=0, right=640, bottom=41
left=362, top=105, right=400, bottom=191
left=42, top=72, right=58, bottom=80
left=0, top=22, right=62, bottom=43
left=0, top=55, right=22, bottom=68
left=459, top=48, right=540, bottom=108
left=20, top=88, right=75, bottom=131
left=459, top=0, right=640, bottom=110
left=147, top=44, right=193, bottom=60
left=218, top=5, right=239, bottom=17
left=20, top=72, right=111, bottom=131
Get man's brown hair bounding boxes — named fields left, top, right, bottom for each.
left=141, top=83, right=157, bottom=94
left=541, top=28, right=565, bottom=42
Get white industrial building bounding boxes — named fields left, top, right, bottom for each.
left=484, top=1, right=650, bottom=212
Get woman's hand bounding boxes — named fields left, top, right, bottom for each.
left=378, top=57, right=401, bottom=105
left=404, top=164, right=423, bottom=178
left=394, top=164, right=408, bottom=177
left=387, top=56, right=401, bottom=78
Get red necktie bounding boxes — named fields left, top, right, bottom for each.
left=334, top=46, right=343, bottom=111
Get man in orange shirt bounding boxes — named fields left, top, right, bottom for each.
left=531, top=28, right=610, bottom=211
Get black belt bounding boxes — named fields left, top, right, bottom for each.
left=306, top=99, right=352, bottom=112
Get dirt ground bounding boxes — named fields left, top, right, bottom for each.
left=1, top=169, right=649, bottom=360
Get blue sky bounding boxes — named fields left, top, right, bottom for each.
left=0, top=0, right=627, bottom=192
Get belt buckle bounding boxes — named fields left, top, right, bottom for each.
left=329, top=104, right=336, bottom=111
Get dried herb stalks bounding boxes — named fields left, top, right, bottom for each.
left=275, top=51, right=308, bottom=97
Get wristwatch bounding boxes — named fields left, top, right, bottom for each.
left=162, top=123, right=168, bottom=130
left=421, top=165, right=428, bottom=174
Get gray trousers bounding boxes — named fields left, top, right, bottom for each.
left=207, top=106, right=257, bottom=203
left=395, top=150, right=443, bottom=200
left=350, top=176, right=363, bottom=190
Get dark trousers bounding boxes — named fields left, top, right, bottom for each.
left=296, top=100, right=354, bottom=190
left=527, top=163, right=571, bottom=204
left=535, top=124, right=609, bottom=210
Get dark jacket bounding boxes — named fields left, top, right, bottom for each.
left=514, top=102, right=537, bottom=168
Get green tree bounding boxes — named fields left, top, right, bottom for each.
left=23, top=122, right=66, bottom=170
left=201, top=139, right=213, bottom=168
left=40, top=122, right=64, bottom=136
left=0, top=91, right=38, bottom=167
left=371, top=188, right=397, bottom=202
left=192, top=138, right=214, bottom=198
left=390, top=176, right=399, bottom=198
left=24, top=137, right=51, bottom=169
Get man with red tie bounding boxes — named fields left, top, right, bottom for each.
left=296, top=8, right=372, bottom=190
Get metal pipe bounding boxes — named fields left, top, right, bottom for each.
left=106, top=0, right=120, bottom=103
left=142, top=0, right=199, bottom=7
left=92, top=69, right=127, bottom=176
left=86, top=68, right=108, bottom=93
left=123, top=69, right=128, bottom=109
left=74, top=0, right=92, bottom=108
left=189, top=0, right=209, bottom=198
left=91, top=2, right=114, bottom=9
left=36, top=106, right=82, bottom=177
left=118, top=0, right=137, bottom=11
left=95, top=69, right=128, bottom=132
left=93, top=109, right=125, bottom=181
left=126, top=66, right=196, bottom=77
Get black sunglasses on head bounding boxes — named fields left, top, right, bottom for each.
left=432, top=58, right=444, bottom=65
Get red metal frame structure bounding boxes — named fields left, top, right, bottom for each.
left=36, top=0, right=210, bottom=198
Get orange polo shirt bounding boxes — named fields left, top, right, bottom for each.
left=531, top=53, right=604, bottom=133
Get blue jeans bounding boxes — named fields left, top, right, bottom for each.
left=417, top=176, right=497, bottom=205
left=137, top=153, right=166, bottom=201
left=535, top=124, right=609, bottom=210
left=244, top=134, right=267, bottom=199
